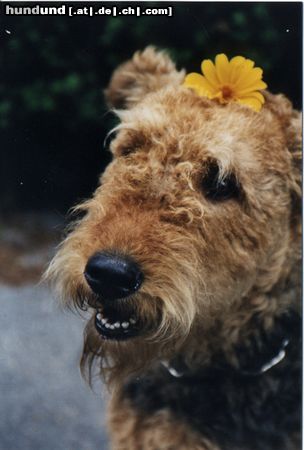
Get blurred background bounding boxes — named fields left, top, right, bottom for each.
left=0, top=2, right=302, bottom=449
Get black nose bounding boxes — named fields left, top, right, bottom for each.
left=84, top=252, right=143, bottom=301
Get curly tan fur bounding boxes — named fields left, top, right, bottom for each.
left=108, top=392, right=218, bottom=450
left=105, top=46, right=185, bottom=109
left=46, top=47, right=301, bottom=449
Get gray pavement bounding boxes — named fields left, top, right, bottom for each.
left=0, top=284, right=109, bottom=450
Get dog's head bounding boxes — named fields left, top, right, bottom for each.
left=46, top=48, right=301, bottom=383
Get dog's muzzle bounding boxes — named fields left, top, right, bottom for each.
left=84, top=251, right=145, bottom=340
left=84, top=251, right=143, bottom=301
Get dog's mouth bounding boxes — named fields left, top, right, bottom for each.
left=94, top=305, right=143, bottom=340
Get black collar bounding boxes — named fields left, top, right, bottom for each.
left=239, top=337, right=289, bottom=376
left=162, top=336, right=291, bottom=379
left=163, top=310, right=300, bottom=380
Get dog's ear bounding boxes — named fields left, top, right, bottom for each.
left=264, top=92, right=302, bottom=225
left=105, top=46, right=185, bottom=109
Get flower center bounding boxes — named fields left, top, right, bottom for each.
left=221, top=85, right=234, bottom=100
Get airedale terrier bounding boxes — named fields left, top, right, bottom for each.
left=47, top=48, right=301, bottom=450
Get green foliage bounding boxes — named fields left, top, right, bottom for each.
left=2, top=3, right=301, bottom=131
left=0, top=2, right=301, bottom=127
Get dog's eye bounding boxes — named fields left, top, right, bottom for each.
left=120, top=147, right=133, bottom=157
left=201, top=164, right=239, bottom=201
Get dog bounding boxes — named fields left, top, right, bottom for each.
left=47, top=47, right=301, bottom=450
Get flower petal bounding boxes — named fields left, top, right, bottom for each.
left=183, top=54, right=266, bottom=113
left=183, top=73, right=215, bottom=97
left=201, top=59, right=220, bottom=88
left=230, top=56, right=246, bottom=66
left=230, top=58, right=255, bottom=85
left=237, top=97, right=262, bottom=112
left=235, top=67, right=264, bottom=90
left=239, top=91, right=265, bottom=104
left=215, top=54, right=230, bottom=84
left=237, top=80, right=267, bottom=96
left=233, top=63, right=258, bottom=89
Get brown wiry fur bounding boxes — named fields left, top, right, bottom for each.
left=105, top=46, right=185, bottom=109
left=46, top=47, right=301, bottom=449
left=108, top=392, right=219, bottom=450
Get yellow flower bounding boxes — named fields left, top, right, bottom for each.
left=183, top=54, right=267, bottom=112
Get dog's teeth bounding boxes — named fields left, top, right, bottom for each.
left=114, top=322, right=121, bottom=328
left=96, top=313, right=102, bottom=320
left=101, top=319, right=107, bottom=325
left=122, top=322, right=129, bottom=329
left=130, top=318, right=136, bottom=325
left=105, top=323, right=110, bottom=329
left=109, top=325, right=115, bottom=330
